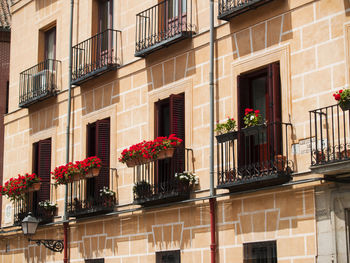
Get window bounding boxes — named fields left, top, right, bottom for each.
left=98, top=0, right=113, bottom=33
left=32, top=138, right=52, bottom=216
left=244, top=241, right=277, bottom=263
left=155, top=94, right=185, bottom=187
left=237, top=62, right=281, bottom=168
left=85, top=259, right=104, bottom=263
left=45, top=27, right=56, bottom=61
left=156, top=250, right=180, bottom=263
left=86, top=118, right=110, bottom=200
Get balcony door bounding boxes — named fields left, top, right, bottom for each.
left=45, top=27, right=56, bottom=61
left=159, top=0, right=187, bottom=37
left=155, top=93, right=185, bottom=193
left=237, top=62, right=281, bottom=171
left=97, top=0, right=113, bottom=65
left=86, top=118, right=110, bottom=203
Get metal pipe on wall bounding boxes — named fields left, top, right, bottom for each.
left=209, top=0, right=216, bottom=262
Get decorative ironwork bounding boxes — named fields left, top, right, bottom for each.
left=67, top=167, right=116, bottom=217
left=133, top=148, right=194, bottom=206
left=72, top=29, right=121, bottom=85
left=218, top=0, right=275, bottom=20
left=216, top=122, right=293, bottom=190
left=19, top=59, right=61, bottom=107
left=135, top=0, right=195, bottom=57
left=29, top=238, right=64, bottom=253
left=310, top=104, right=350, bottom=166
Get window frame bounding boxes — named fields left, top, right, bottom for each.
left=156, top=250, right=181, bottom=263
left=243, top=240, right=277, bottom=263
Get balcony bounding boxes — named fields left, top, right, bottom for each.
left=216, top=122, right=293, bottom=192
left=135, top=0, right=195, bottom=57
left=13, top=196, right=55, bottom=226
left=309, top=104, right=350, bottom=179
left=67, top=167, right=116, bottom=218
left=218, top=0, right=274, bottom=21
left=133, top=148, right=194, bottom=206
left=72, top=29, right=121, bottom=85
left=19, top=59, right=61, bottom=108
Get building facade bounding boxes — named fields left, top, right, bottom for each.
left=0, top=0, right=349, bottom=262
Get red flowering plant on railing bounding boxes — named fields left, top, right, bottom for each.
left=243, top=108, right=264, bottom=127
left=0, top=173, right=41, bottom=201
left=118, top=134, right=183, bottom=166
left=51, top=162, right=80, bottom=185
left=333, top=89, right=350, bottom=110
left=52, top=157, right=103, bottom=185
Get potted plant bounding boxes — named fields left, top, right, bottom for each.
left=333, top=89, right=350, bottom=111
left=25, top=173, right=41, bottom=192
left=274, top=155, right=287, bottom=171
left=99, top=186, right=116, bottom=207
left=174, top=171, right=198, bottom=191
left=157, top=134, right=182, bottom=160
left=38, top=200, right=58, bottom=216
left=133, top=180, right=152, bottom=200
left=81, top=156, right=102, bottom=178
left=243, top=108, right=264, bottom=128
left=215, top=117, right=237, bottom=142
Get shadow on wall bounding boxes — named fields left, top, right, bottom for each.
left=28, top=100, right=59, bottom=136
left=145, top=38, right=196, bottom=92
left=35, top=0, right=59, bottom=10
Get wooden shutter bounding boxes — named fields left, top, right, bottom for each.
left=237, top=75, right=250, bottom=167
left=268, top=62, right=282, bottom=155
left=170, top=93, right=185, bottom=173
left=95, top=118, right=110, bottom=196
left=37, top=139, right=52, bottom=202
left=86, top=123, right=96, bottom=198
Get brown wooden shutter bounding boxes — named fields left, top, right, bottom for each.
left=37, top=138, right=52, bottom=202
left=170, top=93, right=185, bottom=173
left=268, top=62, right=282, bottom=155
left=237, top=75, right=250, bottom=167
left=95, top=118, right=110, bottom=196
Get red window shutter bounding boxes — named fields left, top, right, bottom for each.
left=37, top=138, right=52, bottom=202
left=170, top=93, right=185, bottom=173
left=95, top=118, right=110, bottom=195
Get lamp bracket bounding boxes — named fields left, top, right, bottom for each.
left=28, top=238, right=64, bottom=253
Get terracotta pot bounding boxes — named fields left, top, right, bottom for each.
left=126, top=159, right=137, bottom=168
left=157, top=148, right=176, bottom=160
left=315, top=151, right=325, bottom=163
left=85, top=167, right=101, bottom=178
left=274, top=155, right=287, bottom=171
left=72, top=173, right=83, bottom=181
left=27, top=182, right=41, bottom=192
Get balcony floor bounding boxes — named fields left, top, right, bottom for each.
left=134, top=191, right=190, bottom=207
left=311, top=159, right=350, bottom=177
left=72, top=63, right=119, bottom=86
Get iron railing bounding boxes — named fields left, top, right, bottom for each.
left=216, top=122, right=293, bottom=189
left=13, top=194, right=56, bottom=226
left=72, top=29, right=121, bottom=85
left=133, top=148, right=194, bottom=205
left=309, top=104, right=350, bottom=166
left=19, top=59, right=61, bottom=107
left=135, top=0, right=194, bottom=57
left=218, top=0, right=274, bottom=20
left=67, top=167, right=116, bottom=217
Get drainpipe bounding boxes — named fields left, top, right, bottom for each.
left=209, top=0, right=216, bottom=263
left=64, top=0, right=74, bottom=262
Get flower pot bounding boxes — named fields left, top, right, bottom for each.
left=339, top=100, right=350, bottom=111
left=126, top=159, right=137, bottom=168
left=72, top=173, right=83, bottom=181
left=27, top=182, right=41, bottom=192
left=157, top=148, right=176, bottom=160
left=315, top=151, right=325, bottom=163
left=274, top=155, right=287, bottom=171
left=86, top=167, right=101, bottom=178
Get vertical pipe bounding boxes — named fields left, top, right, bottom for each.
left=209, top=1, right=216, bottom=263
left=64, top=1, right=74, bottom=263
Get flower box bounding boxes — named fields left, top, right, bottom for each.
left=86, top=167, right=101, bottom=178
left=27, top=182, right=41, bottom=192
left=340, top=100, right=350, bottom=111
left=157, top=147, right=176, bottom=160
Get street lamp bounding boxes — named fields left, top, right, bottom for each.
left=21, top=213, right=64, bottom=253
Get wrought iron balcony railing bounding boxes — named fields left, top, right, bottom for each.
left=309, top=104, right=350, bottom=177
left=72, top=29, right=121, bottom=85
left=19, top=59, right=61, bottom=108
left=216, top=122, right=293, bottom=191
left=133, top=148, right=194, bottom=206
left=14, top=195, right=56, bottom=226
left=67, top=167, right=116, bottom=218
left=218, top=0, right=274, bottom=20
left=135, top=0, right=194, bottom=57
